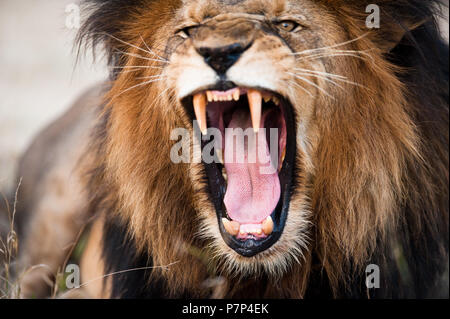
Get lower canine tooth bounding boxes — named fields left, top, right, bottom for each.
left=262, top=216, right=274, bottom=235
left=222, top=218, right=240, bottom=236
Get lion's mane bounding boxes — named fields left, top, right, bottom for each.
left=78, top=0, right=448, bottom=298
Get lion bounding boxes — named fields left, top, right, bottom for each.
left=11, top=0, right=448, bottom=299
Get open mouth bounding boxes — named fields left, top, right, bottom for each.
left=181, top=83, right=296, bottom=257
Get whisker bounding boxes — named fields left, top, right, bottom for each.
left=109, top=65, right=155, bottom=70
left=58, top=261, right=180, bottom=299
left=146, top=87, right=175, bottom=109
left=115, top=78, right=164, bottom=97
left=293, top=68, right=348, bottom=79
left=134, top=75, right=167, bottom=80
left=288, top=80, right=314, bottom=98
left=295, top=52, right=370, bottom=62
left=292, top=72, right=345, bottom=89
left=292, top=33, right=369, bottom=56
left=139, top=35, right=168, bottom=62
left=292, top=70, right=365, bottom=88
left=287, top=72, right=334, bottom=98
left=115, top=50, right=169, bottom=64
left=103, top=32, right=168, bottom=62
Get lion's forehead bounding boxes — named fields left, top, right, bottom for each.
left=179, top=0, right=306, bottom=18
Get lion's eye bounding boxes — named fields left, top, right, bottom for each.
left=176, top=25, right=199, bottom=39
left=276, top=20, right=301, bottom=32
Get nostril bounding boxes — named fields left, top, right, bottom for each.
left=197, top=42, right=250, bottom=75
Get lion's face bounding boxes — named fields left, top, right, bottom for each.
left=155, top=0, right=353, bottom=270
left=104, top=0, right=416, bottom=280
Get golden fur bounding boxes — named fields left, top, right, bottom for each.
left=13, top=0, right=448, bottom=298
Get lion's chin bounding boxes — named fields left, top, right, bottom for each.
left=182, top=82, right=297, bottom=257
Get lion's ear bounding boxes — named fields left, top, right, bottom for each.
left=376, top=18, right=429, bottom=52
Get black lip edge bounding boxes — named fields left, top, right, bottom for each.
left=181, top=85, right=296, bottom=257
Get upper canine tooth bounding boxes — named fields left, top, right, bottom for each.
left=233, top=89, right=240, bottom=101
left=247, top=89, right=262, bottom=133
left=193, top=93, right=207, bottom=135
left=262, top=216, right=274, bottom=235
left=281, top=147, right=286, bottom=163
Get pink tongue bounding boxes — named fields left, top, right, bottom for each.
left=223, top=109, right=280, bottom=224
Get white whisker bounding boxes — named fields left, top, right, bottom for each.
left=292, top=33, right=369, bottom=56
left=295, top=52, right=369, bottom=62
left=109, top=65, right=155, bottom=70
left=292, top=70, right=365, bottom=88
left=103, top=32, right=168, bottom=63
left=115, top=50, right=168, bottom=64
left=115, top=78, right=164, bottom=97
left=139, top=34, right=168, bottom=62
left=293, top=68, right=348, bottom=79
left=287, top=72, right=334, bottom=98
left=294, top=71, right=345, bottom=89
left=134, top=75, right=167, bottom=80
left=288, top=80, right=314, bottom=97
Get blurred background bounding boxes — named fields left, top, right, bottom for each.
left=0, top=1, right=448, bottom=195
left=0, top=0, right=108, bottom=194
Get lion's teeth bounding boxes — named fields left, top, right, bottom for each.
left=193, top=93, right=207, bottom=135
left=247, top=89, right=262, bottom=133
left=262, top=216, right=274, bottom=235
left=206, top=91, right=213, bottom=102
left=272, top=97, right=280, bottom=106
left=222, top=218, right=240, bottom=236
left=216, top=149, right=224, bottom=164
left=233, top=89, right=240, bottom=101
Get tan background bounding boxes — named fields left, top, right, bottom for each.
left=0, top=0, right=108, bottom=193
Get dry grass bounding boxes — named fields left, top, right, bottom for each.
left=0, top=178, right=21, bottom=298
left=0, top=178, right=67, bottom=299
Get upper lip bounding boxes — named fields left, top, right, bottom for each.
left=181, top=82, right=297, bottom=257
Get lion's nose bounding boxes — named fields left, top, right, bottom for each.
left=196, top=42, right=250, bottom=75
